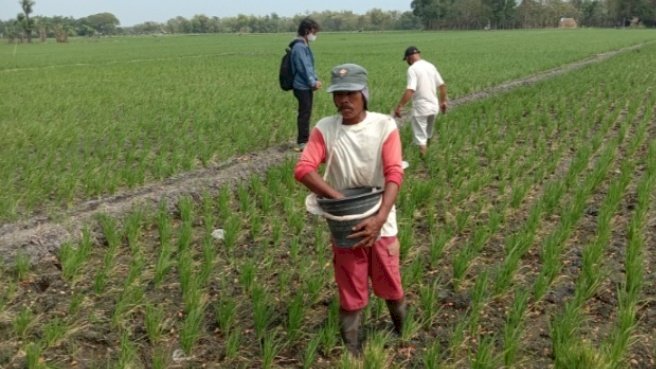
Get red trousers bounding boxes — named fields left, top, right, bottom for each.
left=332, top=236, right=404, bottom=311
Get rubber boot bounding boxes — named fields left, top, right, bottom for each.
left=339, top=308, right=363, bottom=356
left=386, top=298, right=406, bottom=335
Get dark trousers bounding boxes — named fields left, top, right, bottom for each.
left=293, top=88, right=313, bottom=145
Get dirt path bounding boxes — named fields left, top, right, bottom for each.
left=0, top=44, right=643, bottom=265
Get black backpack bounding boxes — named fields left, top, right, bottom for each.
left=279, top=39, right=303, bottom=91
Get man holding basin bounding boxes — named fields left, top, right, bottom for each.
left=294, top=63, right=406, bottom=356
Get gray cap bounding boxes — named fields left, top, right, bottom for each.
left=326, top=63, right=368, bottom=92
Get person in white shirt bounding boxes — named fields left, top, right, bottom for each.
left=393, top=46, right=448, bottom=157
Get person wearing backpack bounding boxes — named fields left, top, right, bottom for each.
left=290, top=18, right=322, bottom=152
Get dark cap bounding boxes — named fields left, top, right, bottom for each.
left=403, top=46, right=420, bottom=60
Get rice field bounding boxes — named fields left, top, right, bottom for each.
left=1, top=29, right=656, bottom=368
left=1, top=29, right=655, bottom=221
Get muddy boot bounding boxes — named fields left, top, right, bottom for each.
left=386, top=298, right=406, bottom=335
left=339, top=308, right=363, bottom=356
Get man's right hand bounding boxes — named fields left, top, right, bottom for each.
left=313, top=80, right=322, bottom=90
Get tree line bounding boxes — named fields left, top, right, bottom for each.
left=2, top=0, right=654, bottom=43
left=411, top=0, right=656, bottom=29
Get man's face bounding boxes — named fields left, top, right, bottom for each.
left=333, top=90, right=365, bottom=124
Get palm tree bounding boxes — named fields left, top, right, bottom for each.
left=20, top=0, right=35, bottom=42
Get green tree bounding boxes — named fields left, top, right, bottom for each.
left=366, top=8, right=394, bottom=30
left=19, top=0, right=35, bottom=42
left=79, top=12, right=119, bottom=35
left=396, top=11, right=423, bottom=29
left=483, top=0, right=517, bottom=28
left=411, top=0, right=442, bottom=29
left=452, top=0, right=490, bottom=29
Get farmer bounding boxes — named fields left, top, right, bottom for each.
left=290, top=17, right=322, bottom=152
left=294, top=63, right=406, bottom=355
left=393, top=46, right=448, bottom=157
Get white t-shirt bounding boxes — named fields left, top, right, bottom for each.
left=406, top=59, right=445, bottom=116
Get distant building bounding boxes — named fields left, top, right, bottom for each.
left=559, top=17, right=577, bottom=28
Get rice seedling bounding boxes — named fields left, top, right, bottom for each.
left=225, top=328, right=242, bottom=360
left=13, top=307, right=34, bottom=339
left=178, top=251, right=194, bottom=297
left=58, top=242, right=80, bottom=282
left=124, top=209, right=144, bottom=255
left=303, top=333, right=322, bottom=369
left=239, top=259, right=257, bottom=294
left=201, top=192, right=216, bottom=234
left=68, top=292, right=85, bottom=316
left=400, top=306, right=419, bottom=340
left=180, top=302, right=207, bottom=354
left=237, top=183, right=251, bottom=214
left=423, top=338, right=444, bottom=369
left=12, top=252, right=31, bottom=282
left=198, top=234, right=216, bottom=286
left=288, top=207, right=305, bottom=236
left=151, top=346, right=170, bottom=369
left=452, top=247, right=474, bottom=287
left=222, top=214, right=241, bottom=255
left=94, top=214, right=122, bottom=293
left=178, top=196, right=194, bottom=224
left=397, top=225, right=414, bottom=261
left=177, top=214, right=193, bottom=254
left=111, top=286, right=145, bottom=329
left=304, top=268, right=326, bottom=304
left=448, top=316, right=468, bottom=357
left=25, top=342, right=45, bottom=369
left=467, top=272, right=489, bottom=334
left=154, top=212, right=175, bottom=286
left=286, top=291, right=305, bottom=342
left=503, top=289, right=529, bottom=367
left=321, top=299, right=340, bottom=354
left=144, top=303, right=165, bottom=344
left=217, top=186, right=233, bottom=221
left=362, top=330, right=392, bottom=369
left=428, top=230, right=449, bottom=269
left=116, top=329, right=138, bottom=369
left=419, top=279, right=441, bottom=328
left=123, top=255, right=146, bottom=287
left=470, top=335, right=498, bottom=369
left=313, top=226, right=328, bottom=254
left=215, top=295, right=237, bottom=334
left=403, top=255, right=425, bottom=288
left=252, top=285, right=274, bottom=340
left=250, top=213, right=263, bottom=241
left=261, top=333, right=282, bottom=369
left=0, top=277, right=16, bottom=313
left=41, top=317, right=67, bottom=348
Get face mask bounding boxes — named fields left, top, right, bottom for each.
left=307, top=33, right=317, bottom=42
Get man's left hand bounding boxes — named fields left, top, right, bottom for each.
left=348, top=215, right=385, bottom=248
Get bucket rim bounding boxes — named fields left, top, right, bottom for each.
left=316, top=186, right=383, bottom=205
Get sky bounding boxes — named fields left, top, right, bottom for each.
left=1, top=0, right=413, bottom=26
